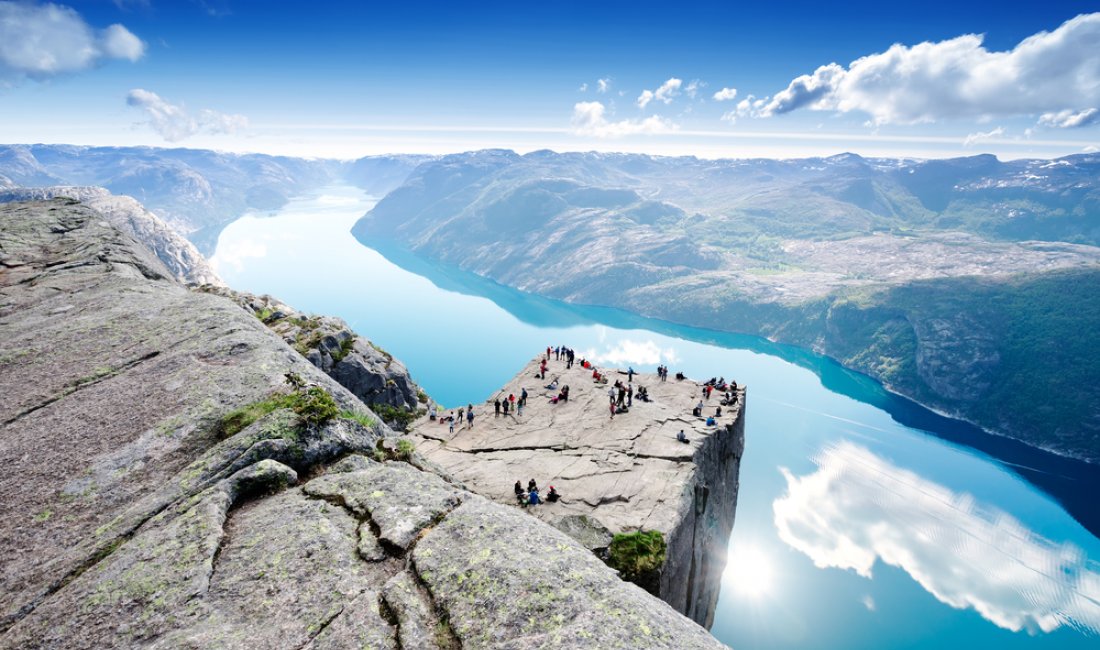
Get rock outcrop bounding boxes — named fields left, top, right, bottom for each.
left=200, top=287, right=425, bottom=421
left=0, top=199, right=729, bottom=649
left=0, top=186, right=222, bottom=286
left=408, top=356, right=746, bottom=627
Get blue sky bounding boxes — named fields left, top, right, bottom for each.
left=1, top=0, right=1098, bottom=159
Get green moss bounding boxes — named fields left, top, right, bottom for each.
left=396, top=438, right=415, bottom=459
left=34, top=508, right=52, bottom=522
left=331, top=335, right=356, bottom=363
left=416, top=389, right=429, bottom=404
left=214, top=386, right=338, bottom=439
left=606, top=530, right=666, bottom=594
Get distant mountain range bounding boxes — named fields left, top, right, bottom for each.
left=0, top=144, right=432, bottom=254
left=353, top=149, right=1100, bottom=462
left=2, top=143, right=1096, bottom=462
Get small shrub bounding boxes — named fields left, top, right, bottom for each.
left=396, top=438, right=415, bottom=459
left=607, top=530, right=666, bottom=594
left=293, top=386, right=338, bottom=427
left=332, top=335, right=356, bottom=363
left=416, top=389, right=429, bottom=404
left=214, top=393, right=297, bottom=439
left=340, top=410, right=377, bottom=429
left=371, top=403, right=420, bottom=430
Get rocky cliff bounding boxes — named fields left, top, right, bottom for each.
left=0, top=199, right=728, bottom=649
left=0, top=186, right=222, bottom=286
left=408, top=357, right=745, bottom=627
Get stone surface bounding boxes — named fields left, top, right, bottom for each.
left=0, top=200, right=731, bottom=648
left=413, top=497, right=728, bottom=649
left=0, top=187, right=222, bottom=286
left=408, top=355, right=745, bottom=626
left=201, top=286, right=426, bottom=419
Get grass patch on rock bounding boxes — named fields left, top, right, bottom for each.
left=606, top=530, right=666, bottom=594
left=214, top=382, right=339, bottom=439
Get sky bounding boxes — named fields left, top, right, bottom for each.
left=1, top=0, right=1099, bottom=160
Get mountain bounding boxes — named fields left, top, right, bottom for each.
left=353, top=149, right=1100, bottom=462
left=0, top=198, right=727, bottom=649
left=0, top=145, right=433, bottom=254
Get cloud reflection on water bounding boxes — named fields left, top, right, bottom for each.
left=773, top=441, right=1100, bottom=635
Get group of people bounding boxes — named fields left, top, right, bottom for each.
left=607, top=380, right=635, bottom=418
left=514, top=478, right=560, bottom=506
left=494, top=389, right=528, bottom=417
left=656, top=365, right=669, bottom=382
left=551, top=345, right=577, bottom=369
left=433, top=403, right=476, bottom=434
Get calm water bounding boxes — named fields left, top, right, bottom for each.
left=211, top=186, right=1100, bottom=650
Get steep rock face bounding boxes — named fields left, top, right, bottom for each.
left=200, top=287, right=425, bottom=419
left=0, top=199, right=727, bottom=649
left=0, top=187, right=222, bottom=286
left=408, top=356, right=745, bottom=627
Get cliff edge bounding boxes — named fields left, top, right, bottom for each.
left=0, top=199, right=728, bottom=649
left=409, top=356, right=746, bottom=627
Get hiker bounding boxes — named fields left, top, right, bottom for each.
left=715, top=406, right=722, bottom=418
left=528, top=487, right=541, bottom=506
left=520, top=388, right=528, bottom=407
left=467, top=408, right=475, bottom=428
left=449, top=413, right=456, bottom=435
left=495, top=399, right=501, bottom=416
left=503, top=398, right=510, bottom=415
left=627, top=383, right=633, bottom=407
left=676, top=371, right=685, bottom=381
left=457, top=407, right=464, bottom=424
left=528, top=478, right=537, bottom=492
left=609, top=401, right=615, bottom=419
left=546, top=486, right=560, bottom=502
left=706, top=416, right=716, bottom=426
left=692, top=401, right=703, bottom=417
left=628, top=366, right=635, bottom=382
left=545, top=377, right=559, bottom=390
left=677, top=430, right=689, bottom=443
left=429, top=404, right=437, bottom=421
left=514, top=480, right=524, bottom=497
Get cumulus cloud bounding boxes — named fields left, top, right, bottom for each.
left=752, top=12, right=1100, bottom=125
left=684, top=79, right=705, bottom=99
left=597, top=77, right=611, bottom=93
left=773, top=441, right=1100, bottom=635
left=0, top=1, right=145, bottom=80
left=713, top=87, right=738, bottom=102
left=963, top=126, right=1005, bottom=147
left=571, top=101, right=676, bottom=137
left=1039, top=108, right=1100, bottom=128
left=127, top=89, right=248, bottom=142
left=637, top=77, right=682, bottom=109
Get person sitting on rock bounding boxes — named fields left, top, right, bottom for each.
left=546, top=486, right=560, bottom=502
left=677, top=430, right=689, bottom=443
left=528, top=478, right=537, bottom=492
left=514, top=480, right=524, bottom=497
left=528, top=487, right=541, bottom=505
left=715, top=406, right=722, bottom=418
left=706, top=416, right=716, bottom=426
left=675, top=371, right=685, bottom=381
left=545, top=377, right=559, bottom=390
left=429, top=404, right=437, bottom=421
left=692, top=404, right=702, bottom=417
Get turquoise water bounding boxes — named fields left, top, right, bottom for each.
left=211, top=186, right=1100, bottom=649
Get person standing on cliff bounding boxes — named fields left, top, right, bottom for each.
left=628, top=367, right=635, bottom=382
left=467, top=407, right=475, bottom=429
left=495, top=398, right=501, bottom=417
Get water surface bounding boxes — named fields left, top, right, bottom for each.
left=211, top=186, right=1100, bottom=649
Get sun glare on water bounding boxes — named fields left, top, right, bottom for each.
left=726, top=544, right=775, bottom=599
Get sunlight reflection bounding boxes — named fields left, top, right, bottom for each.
left=578, top=339, right=681, bottom=366
left=725, top=543, right=776, bottom=599
left=773, top=441, right=1100, bottom=635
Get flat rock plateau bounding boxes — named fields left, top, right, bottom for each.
left=410, top=355, right=746, bottom=627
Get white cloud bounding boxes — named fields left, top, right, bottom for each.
left=713, top=87, right=738, bottom=102
left=126, top=89, right=249, bottom=142
left=571, top=101, right=677, bottom=137
left=963, top=126, right=1005, bottom=147
left=754, top=12, right=1100, bottom=125
left=637, top=77, right=682, bottom=109
left=576, top=339, right=680, bottom=366
left=578, top=82, right=588, bottom=92
left=597, top=77, right=611, bottom=93
left=773, top=441, right=1100, bottom=635
left=0, top=1, right=145, bottom=80
left=1085, top=145, right=1099, bottom=153
left=861, top=595, right=876, bottom=612
left=720, top=111, right=737, bottom=125
left=684, top=79, right=705, bottom=99
left=1038, top=108, right=1100, bottom=128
